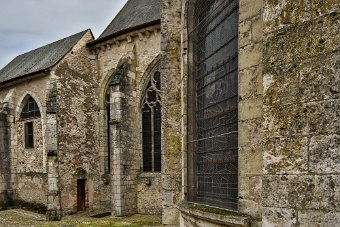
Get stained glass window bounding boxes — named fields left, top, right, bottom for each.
left=188, top=0, right=239, bottom=210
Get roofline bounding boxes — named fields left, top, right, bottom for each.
left=0, top=69, right=50, bottom=87
left=0, top=29, right=93, bottom=86
left=87, top=19, right=160, bottom=47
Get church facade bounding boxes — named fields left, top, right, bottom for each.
left=0, top=0, right=339, bottom=226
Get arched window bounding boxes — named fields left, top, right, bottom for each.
left=187, top=0, right=239, bottom=210
left=21, top=96, right=41, bottom=120
left=142, top=70, right=162, bottom=172
left=20, top=95, right=41, bottom=148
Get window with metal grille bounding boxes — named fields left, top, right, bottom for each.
left=21, top=96, right=41, bottom=120
left=25, top=121, right=34, bottom=148
left=187, top=0, right=239, bottom=210
left=105, top=93, right=111, bottom=174
left=142, top=71, right=162, bottom=172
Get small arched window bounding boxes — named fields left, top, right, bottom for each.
left=21, top=96, right=41, bottom=120
left=20, top=95, right=41, bottom=149
left=142, top=70, right=162, bottom=172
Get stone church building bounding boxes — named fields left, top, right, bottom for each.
left=0, top=0, right=339, bottom=226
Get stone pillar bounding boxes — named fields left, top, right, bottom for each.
left=46, top=149, right=61, bottom=220
left=160, top=0, right=183, bottom=225
left=109, top=85, right=124, bottom=216
left=238, top=0, right=264, bottom=225
left=0, top=112, right=11, bottom=208
left=46, top=85, right=61, bottom=220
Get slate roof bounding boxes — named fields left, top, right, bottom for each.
left=89, top=0, right=161, bottom=45
left=0, top=29, right=90, bottom=84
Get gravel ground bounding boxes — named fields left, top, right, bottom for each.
left=0, top=209, right=162, bottom=227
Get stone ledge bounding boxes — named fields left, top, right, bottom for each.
left=139, top=172, right=161, bottom=178
left=177, top=202, right=250, bottom=227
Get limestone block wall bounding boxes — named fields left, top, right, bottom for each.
left=52, top=31, right=104, bottom=213
left=93, top=25, right=162, bottom=216
left=262, top=0, right=340, bottom=226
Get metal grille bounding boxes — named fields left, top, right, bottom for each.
left=188, top=0, right=239, bottom=210
left=142, top=71, right=162, bottom=172
left=21, top=96, right=41, bottom=120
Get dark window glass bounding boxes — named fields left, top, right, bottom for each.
left=142, top=71, right=162, bottom=172
left=105, top=93, right=111, bottom=174
left=188, top=0, right=239, bottom=210
left=21, top=96, right=41, bottom=120
left=25, top=122, right=34, bottom=148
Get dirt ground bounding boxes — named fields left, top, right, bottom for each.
left=0, top=209, right=162, bottom=227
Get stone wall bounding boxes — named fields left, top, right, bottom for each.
left=0, top=75, right=50, bottom=211
left=93, top=25, right=162, bottom=216
left=262, top=0, right=340, bottom=226
left=52, top=31, right=104, bottom=213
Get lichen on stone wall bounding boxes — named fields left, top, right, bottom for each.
left=263, top=0, right=340, bottom=225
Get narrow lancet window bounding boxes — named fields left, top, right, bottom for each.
left=20, top=95, right=41, bottom=149
left=142, top=71, right=162, bottom=172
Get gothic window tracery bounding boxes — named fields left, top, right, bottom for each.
left=142, top=70, right=162, bottom=172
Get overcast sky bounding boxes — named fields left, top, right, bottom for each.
left=0, top=0, right=128, bottom=69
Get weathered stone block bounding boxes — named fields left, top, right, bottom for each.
left=311, top=0, right=339, bottom=18
left=263, top=103, right=308, bottom=137
left=299, top=53, right=340, bottom=103
left=298, top=210, right=340, bottom=227
left=238, top=118, right=262, bottom=147
left=239, top=43, right=262, bottom=70
left=263, top=175, right=340, bottom=211
left=309, top=134, right=340, bottom=174
left=239, top=176, right=262, bottom=202
left=239, top=146, right=263, bottom=175
left=263, top=63, right=303, bottom=105
left=239, top=199, right=261, bottom=219
left=263, top=207, right=297, bottom=227
left=264, top=13, right=339, bottom=65
left=240, top=0, right=263, bottom=22
left=239, top=20, right=252, bottom=48
left=264, top=136, right=308, bottom=174
left=305, top=100, right=339, bottom=136
left=263, top=0, right=313, bottom=33
left=239, top=98, right=263, bottom=121
left=239, top=65, right=263, bottom=100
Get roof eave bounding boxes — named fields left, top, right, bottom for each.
left=87, top=19, right=160, bottom=47
left=0, top=68, right=51, bottom=87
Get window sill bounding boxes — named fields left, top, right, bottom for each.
left=139, top=172, right=161, bottom=178
left=177, top=202, right=250, bottom=227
